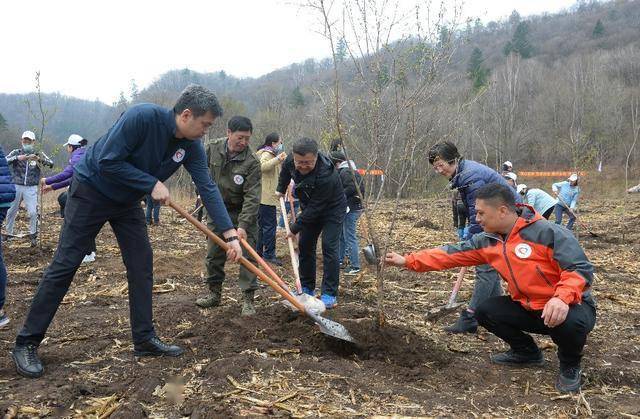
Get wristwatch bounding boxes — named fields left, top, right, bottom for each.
left=224, top=236, right=239, bottom=243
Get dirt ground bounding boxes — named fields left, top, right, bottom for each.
left=0, top=196, right=639, bottom=418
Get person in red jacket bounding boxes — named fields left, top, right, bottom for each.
left=385, top=183, right=596, bottom=393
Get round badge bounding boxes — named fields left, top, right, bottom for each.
left=172, top=148, right=185, bottom=163
left=514, top=243, right=532, bottom=259
left=29, top=160, right=37, bottom=167
left=233, top=174, right=244, bottom=185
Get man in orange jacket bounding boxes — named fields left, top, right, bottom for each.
left=385, top=183, right=596, bottom=393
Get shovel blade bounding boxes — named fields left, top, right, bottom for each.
left=424, top=302, right=464, bottom=321
left=307, top=311, right=355, bottom=343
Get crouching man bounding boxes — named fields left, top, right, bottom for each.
left=385, top=183, right=596, bottom=393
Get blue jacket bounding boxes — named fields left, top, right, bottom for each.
left=524, top=188, right=557, bottom=215
left=552, top=181, right=580, bottom=209
left=0, top=145, right=16, bottom=207
left=74, top=103, right=233, bottom=231
left=450, top=159, right=518, bottom=239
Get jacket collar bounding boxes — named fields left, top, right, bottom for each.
left=220, top=138, right=249, bottom=162
left=483, top=204, right=542, bottom=242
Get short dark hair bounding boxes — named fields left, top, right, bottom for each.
left=428, top=141, right=460, bottom=165
left=330, top=150, right=346, bottom=162
left=292, top=137, right=318, bottom=156
left=261, top=132, right=280, bottom=148
left=173, top=84, right=224, bottom=118
left=476, top=183, right=516, bottom=212
left=330, top=138, right=343, bottom=152
left=227, top=116, right=253, bottom=133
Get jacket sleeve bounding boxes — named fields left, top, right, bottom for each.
left=551, top=226, right=593, bottom=305
left=404, top=238, right=488, bottom=272
left=238, top=158, right=262, bottom=231
left=260, top=152, right=280, bottom=172
left=38, top=152, right=54, bottom=168
left=340, top=169, right=358, bottom=198
left=183, top=141, right=234, bottom=232
left=96, top=110, right=159, bottom=193
left=551, top=182, right=562, bottom=193
left=276, top=155, right=293, bottom=194
left=45, top=163, right=74, bottom=188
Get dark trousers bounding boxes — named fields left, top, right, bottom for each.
left=475, top=296, right=596, bottom=367
left=257, top=204, right=277, bottom=259
left=16, top=179, right=155, bottom=346
left=0, top=208, right=8, bottom=310
left=57, top=190, right=96, bottom=253
left=298, top=219, right=341, bottom=297
left=145, top=195, right=160, bottom=223
left=542, top=206, right=554, bottom=220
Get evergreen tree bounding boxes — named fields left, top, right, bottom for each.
left=504, top=21, right=533, bottom=58
left=592, top=19, right=605, bottom=38
left=467, top=47, right=490, bottom=93
left=0, top=113, right=7, bottom=131
left=336, top=37, right=347, bottom=63
left=290, top=86, right=305, bottom=108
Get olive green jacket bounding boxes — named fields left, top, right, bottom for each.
left=206, top=138, right=261, bottom=231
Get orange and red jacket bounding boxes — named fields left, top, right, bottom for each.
left=404, top=205, right=595, bottom=311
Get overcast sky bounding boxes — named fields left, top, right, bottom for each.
left=1, top=0, right=578, bottom=104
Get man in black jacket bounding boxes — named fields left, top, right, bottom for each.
left=330, top=151, right=365, bottom=275
left=276, top=138, right=346, bottom=308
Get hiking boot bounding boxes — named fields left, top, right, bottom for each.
left=196, top=283, right=222, bottom=308
left=321, top=294, right=337, bottom=309
left=11, top=344, right=44, bottom=378
left=490, top=348, right=545, bottom=366
left=344, top=268, right=361, bottom=276
left=444, top=309, right=478, bottom=333
left=134, top=336, right=184, bottom=357
left=241, top=290, right=256, bottom=316
left=556, top=364, right=582, bottom=393
left=0, top=310, right=9, bottom=328
left=29, top=234, right=37, bottom=247
left=301, top=286, right=315, bottom=297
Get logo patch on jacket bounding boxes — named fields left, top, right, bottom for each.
left=172, top=148, right=185, bottom=163
left=514, top=243, right=532, bottom=259
left=233, top=175, right=244, bottom=185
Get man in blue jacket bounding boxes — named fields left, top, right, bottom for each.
left=11, top=84, right=243, bottom=378
left=0, top=144, right=16, bottom=328
left=428, top=141, right=518, bottom=333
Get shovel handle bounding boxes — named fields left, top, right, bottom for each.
left=239, top=237, right=292, bottom=294
left=446, top=267, right=466, bottom=307
left=169, top=201, right=307, bottom=313
left=279, top=197, right=302, bottom=293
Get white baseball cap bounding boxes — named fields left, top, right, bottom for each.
left=503, top=161, right=513, bottom=168
left=568, top=173, right=578, bottom=182
left=21, top=131, right=36, bottom=141
left=504, top=172, right=517, bottom=181
left=516, top=184, right=527, bottom=194
left=64, top=134, right=84, bottom=146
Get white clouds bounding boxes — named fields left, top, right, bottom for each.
left=1, top=0, right=576, bottom=104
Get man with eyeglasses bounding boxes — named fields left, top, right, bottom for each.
left=196, top=116, right=262, bottom=316
left=428, top=141, right=517, bottom=334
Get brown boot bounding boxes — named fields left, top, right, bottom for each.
left=241, top=290, right=256, bottom=316
left=196, top=283, right=222, bottom=308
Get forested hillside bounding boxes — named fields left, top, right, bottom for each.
left=1, top=0, right=638, bottom=187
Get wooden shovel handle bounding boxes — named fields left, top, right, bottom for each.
left=279, top=197, right=302, bottom=293
left=169, top=201, right=307, bottom=313
left=239, top=237, right=291, bottom=294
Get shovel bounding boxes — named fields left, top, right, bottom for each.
left=279, top=196, right=303, bottom=294
left=169, top=201, right=354, bottom=343
left=555, top=196, right=598, bottom=237
left=424, top=267, right=466, bottom=321
left=239, top=237, right=325, bottom=314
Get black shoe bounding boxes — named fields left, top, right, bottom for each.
left=490, top=348, right=545, bottom=366
left=11, top=344, right=44, bottom=378
left=133, top=336, right=184, bottom=357
left=556, top=364, right=582, bottom=393
left=265, top=257, right=283, bottom=267
left=444, top=310, right=478, bottom=333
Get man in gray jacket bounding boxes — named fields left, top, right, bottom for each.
left=4, top=131, right=53, bottom=246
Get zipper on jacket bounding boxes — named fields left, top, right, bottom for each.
left=535, top=265, right=553, bottom=287
left=24, top=159, right=29, bottom=186
left=502, top=241, right=531, bottom=309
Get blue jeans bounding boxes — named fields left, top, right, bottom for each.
left=0, top=207, right=7, bottom=310
left=278, top=200, right=300, bottom=227
left=339, top=210, right=362, bottom=269
left=257, top=204, right=277, bottom=259
left=554, top=204, right=575, bottom=230
left=145, top=195, right=160, bottom=223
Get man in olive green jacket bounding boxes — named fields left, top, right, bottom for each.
left=196, top=116, right=262, bottom=315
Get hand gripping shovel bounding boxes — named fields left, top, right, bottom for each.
left=169, top=201, right=354, bottom=343
left=279, top=196, right=303, bottom=293
left=239, top=237, right=326, bottom=314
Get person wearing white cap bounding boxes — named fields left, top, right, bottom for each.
left=502, top=160, right=513, bottom=174
left=552, top=174, right=580, bottom=230
left=503, top=172, right=524, bottom=204
left=41, top=134, right=95, bottom=262
left=517, top=184, right=557, bottom=219
left=4, top=131, right=54, bottom=246
left=627, top=183, right=640, bottom=193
